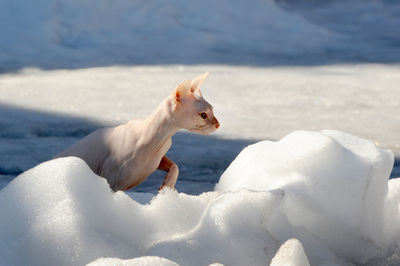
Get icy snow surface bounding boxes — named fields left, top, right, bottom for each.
left=1, top=130, right=399, bottom=266
left=1, top=65, right=399, bottom=193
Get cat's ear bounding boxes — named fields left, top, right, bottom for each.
left=173, top=72, right=209, bottom=103
left=190, top=72, right=209, bottom=95
left=174, top=80, right=192, bottom=102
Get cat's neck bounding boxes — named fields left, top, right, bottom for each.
left=142, top=97, right=180, bottom=146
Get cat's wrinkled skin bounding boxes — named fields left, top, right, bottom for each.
left=56, top=73, right=219, bottom=192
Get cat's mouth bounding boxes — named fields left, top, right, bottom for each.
left=189, top=124, right=219, bottom=135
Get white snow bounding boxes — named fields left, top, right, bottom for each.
left=2, top=0, right=399, bottom=70
left=1, top=0, right=400, bottom=263
left=270, top=239, right=310, bottom=266
left=2, top=65, right=399, bottom=148
left=216, top=130, right=394, bottom=264
left=0, top=130, right=399, bottom=265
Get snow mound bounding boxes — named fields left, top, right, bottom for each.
left=270, top=238, right=310, bottom=266
left=88, top=256, right=179, bottom=266
left=216, top=130, right=395, bottom=263
left=0, top=130, right=399, bottom=266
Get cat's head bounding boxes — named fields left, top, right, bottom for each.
left=171, top=72, right=220, bottom=135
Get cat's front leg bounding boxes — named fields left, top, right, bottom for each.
left=158, top=155, right=179, bottom=190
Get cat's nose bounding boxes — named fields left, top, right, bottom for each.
left=213, top=118, right=220, bottom=129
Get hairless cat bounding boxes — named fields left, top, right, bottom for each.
left=56, top=73, right=219, bottom=191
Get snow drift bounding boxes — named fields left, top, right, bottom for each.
left=0, top=0, right=338, bottom=70
left=0, top=130, right=399, bottom=265
left=1, top=0, right=400, bottom=70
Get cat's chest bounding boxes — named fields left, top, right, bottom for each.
left=133, top=138, right=172, bottom=172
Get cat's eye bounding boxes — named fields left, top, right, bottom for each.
left=200, top=112, right=207, bottom=119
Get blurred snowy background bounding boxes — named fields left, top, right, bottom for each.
left=1, top=0, right=400, bottom=69
left=0, top=0, right=399, bottom=193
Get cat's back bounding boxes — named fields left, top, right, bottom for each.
left=55, top=127, right=114, bottom=171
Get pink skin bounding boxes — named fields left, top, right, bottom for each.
left=55, top=72, right=219, bottom=192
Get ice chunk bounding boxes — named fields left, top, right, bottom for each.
left=270, top=238, right=310, bottom=266
left=384, top=178, right=400, bottom=245
left=216, top=130, right=394, bottom=263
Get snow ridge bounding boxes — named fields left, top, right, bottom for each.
left=0, top=130, right=399, bottom=265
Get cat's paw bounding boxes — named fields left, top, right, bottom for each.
left=158, top=185, right=177, bottom=193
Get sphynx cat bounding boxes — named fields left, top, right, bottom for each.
left=56, top=72, right=219, bottom=192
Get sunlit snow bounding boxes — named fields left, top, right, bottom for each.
left=0, top=131, right=398, bottom=265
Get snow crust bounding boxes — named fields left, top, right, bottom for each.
left=0, top=130, right=399, bottom=265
